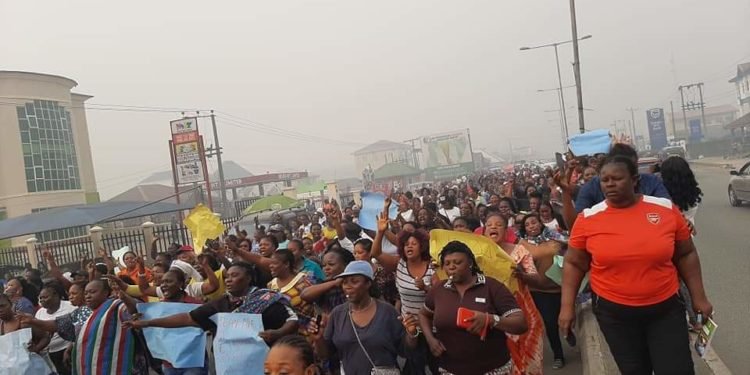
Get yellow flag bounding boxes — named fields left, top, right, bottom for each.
left=429, top=229, right=519, bottom=294
left=183, top=204, right=225, bottom=254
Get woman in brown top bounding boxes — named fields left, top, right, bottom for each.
left=420, top=241, right=527, bottom=375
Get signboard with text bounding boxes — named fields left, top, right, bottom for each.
left=170, top=117, right=206, bottom=185
left=646, top=108, right=668, bottom=151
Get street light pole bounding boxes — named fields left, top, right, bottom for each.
left=569, top=0, right=586, bottom=133
left=553, top=44, right=569, bottom=143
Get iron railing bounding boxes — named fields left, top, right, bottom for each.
left=101, top=228, right=147, bottom=258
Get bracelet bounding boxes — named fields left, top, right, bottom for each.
left=410, top=327, right=421, bottom=338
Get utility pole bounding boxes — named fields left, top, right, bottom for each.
left=626, top=107, right=638, bottom=144
left=403, top=138, right=421, bottom=170
left=209, top=110, right=227, bottom=211
left=679, top=86, right=689, bottom=135
left=697, top=83, right=707, bottom=132
left=669, top=100, right=677, bottom=142
left=553, top=45, right=569, bottom=141
left=679, top=83, right=707, bottom=139
left=569, top=0, right=586, bottom=133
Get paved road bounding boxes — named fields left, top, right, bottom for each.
left=690, top=164, right=750, bottom=373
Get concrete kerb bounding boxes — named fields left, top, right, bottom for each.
left=578, top=302, right=732, bottom=375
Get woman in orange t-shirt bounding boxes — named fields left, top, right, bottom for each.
left=559, top=155, right=713, bottom=375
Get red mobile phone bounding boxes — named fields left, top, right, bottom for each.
left=456, top=307, right=476, bottom=330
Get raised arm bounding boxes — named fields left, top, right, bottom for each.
left=554, top=165, right=578, bottom=229
left=300, top=279, right=341, bottom=303
left=199, top=257, right=220, bottom=295
left=98, top=248, right=115, bottom=274
left=125, top=312, right=198, bottom=330
left=42, top=249, right=72, bottom=290
left=232, top=247, right=272, bottom=272
left=149, top=236, right=160, bottom=261
left=371, top=211, right=400, bottom=273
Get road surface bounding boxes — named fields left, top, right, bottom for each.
left=690, top=164, right=750, bottom=373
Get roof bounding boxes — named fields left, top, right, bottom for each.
left=353, top=140, right=411, bottom=155
left=373, top=163, right=422, bottom=180
left=139, top=170, right=174, bottom=184
left=729, top=63, right=750, bottom=83
left=210, top=160, right=254, bottom=180
left=725, top=112, right=750, bottom=130
left=295, top=182, right=327, bottom=194
left=0, top=71, right=78, bottom=87
left=108, top=184, right=177, bottom=203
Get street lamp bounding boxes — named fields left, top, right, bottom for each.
left=522, top=35, right=591, bottom=149
left=538, top=85, right=576, bottom=150
left=520, top=35, right=592, bottom=145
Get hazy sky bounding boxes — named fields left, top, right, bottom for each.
left=3, top=0, right=749, bottom=199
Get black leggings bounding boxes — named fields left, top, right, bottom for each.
left=531, top=291, right=564, bottom=360
left=49, top=349, right=71, bottom=375
left=593, top=294, right=694, bottom=375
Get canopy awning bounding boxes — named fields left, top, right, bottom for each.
left=725, top=112, right=750, bottom=130
left=0, top=201, right=193, bottom=240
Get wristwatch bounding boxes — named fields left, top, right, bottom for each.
left=492, top=314, right=501, bottom=328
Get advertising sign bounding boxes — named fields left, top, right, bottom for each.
left=170, top=117, right=206, bottom=185
left=689, top=119, right=703, bottom=143
left=421, top=130, right=475, bottom=179
left=646, top=108, right=668, bottom=151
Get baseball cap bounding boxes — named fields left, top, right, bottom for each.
left=335, top=260, right=374, bottom=281
left=269, top=224, right=284, bottom=232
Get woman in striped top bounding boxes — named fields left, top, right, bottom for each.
left=372, top=199, right=436, bottom=374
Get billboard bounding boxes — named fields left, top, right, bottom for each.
left=170, top=118, right=206, bottom=185
left=421, top=130, right=474, bottom=179
left=646, top=108, right=668, bottom=151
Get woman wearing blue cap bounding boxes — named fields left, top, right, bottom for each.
left=309, top=260, right=419, bottom=375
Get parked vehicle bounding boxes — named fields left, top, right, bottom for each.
left=637, top=157, right=660, bottom=174
left=660, top=146, right=687, bottom=161
left=728, top=161, right=750, bottom=207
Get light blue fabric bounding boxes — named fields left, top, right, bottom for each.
left=138, top=302, right=206, bottom=368
left=568, top=129, right=611, bottom=156
left=0, top=328, right=53, bottom=374
left=358, top=192, right=399, bottom=231
left=210, top=313, right=269, bottom=375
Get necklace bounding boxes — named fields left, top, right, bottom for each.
left=350, top=297, right=374, bottom=313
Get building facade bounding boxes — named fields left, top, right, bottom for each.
left=353, top=140, right=415, bottom=178
left=730, top=62, right=750, bottom=116
left=0, top=71, right=99, bottom=243
left=664, top=104, right=738, bottom=140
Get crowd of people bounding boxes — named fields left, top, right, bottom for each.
left=0, top=142, right=713, bottom=375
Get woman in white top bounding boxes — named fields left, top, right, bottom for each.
left=35, top=283, right=76, bottom=375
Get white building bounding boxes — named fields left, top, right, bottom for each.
left=730, top=62, right=750, bottom=116
left=352, top=140, right=415, bottom=177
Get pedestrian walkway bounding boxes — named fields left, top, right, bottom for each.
left=578, top=303, right=729, bottom=375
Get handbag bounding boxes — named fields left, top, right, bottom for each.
left=349, top=309, right=401, bottom=375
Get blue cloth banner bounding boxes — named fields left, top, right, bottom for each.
left=138, top=302, right=206, bottom=368
left=646, top=108, right=668, bottom=151
left=568, top=129, right=611, bottom=156
left=358, top=192, right=400, bottom=231
left=210, top=313, right=269, bottom=375
left=0, top=328, right=53, bottom=375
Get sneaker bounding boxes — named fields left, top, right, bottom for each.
left=552, top=359, right=565, bottom=369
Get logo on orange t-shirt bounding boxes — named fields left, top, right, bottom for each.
left=646, top=213, right=661, bottom=224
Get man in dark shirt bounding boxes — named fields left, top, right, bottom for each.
left=560, top=144, right=671, bottom=228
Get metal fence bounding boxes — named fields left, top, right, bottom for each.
left=233, top=197, right=261, bottom=218
left=101, top=228, right=147, bottom=258
left=35, top=235, right=95, bottom=272
left=0, top=246, right=30, bottom=275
